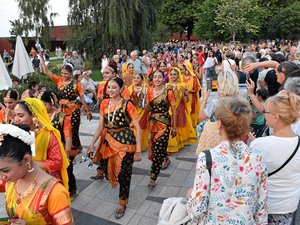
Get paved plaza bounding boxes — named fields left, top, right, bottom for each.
left=0, top=112, right=198, bottom=225
left=0, top=108, right=299, bottom=224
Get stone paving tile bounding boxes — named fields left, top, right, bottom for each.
left=71, top=193, right=93, bottom=211
left=81, top=180, right=109, bottom=197
left=144, top=202, right=162, bottom=220
left=81, top=198, right=117, bottom=220
left=136, top=200, right=153, bottom=216
left=127, top=214, right=143, bottom=225
left=127, top=185, right=150, bottom=210
left=177, top=161, right=195, bottom=171
left=76, top=179, right=94, bottom=193
left=73, top=209, right=120, bottom=225
left=165, top=168, right=190, bottom=187
left=138, top=216, right=158, bottom=225
left=157, top=186, right=181, bottom=198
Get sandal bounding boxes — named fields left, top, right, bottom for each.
left=148, top=179, right=156, bottom=189
left=90, top=169, right=104, bottom=180
left=161, top=157, right=171, bottom=170
left=115, top=205, right=126, bottom=219
left=90, top=175, right=104, bottom=180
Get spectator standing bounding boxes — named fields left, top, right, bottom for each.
left=128, top=50, right=142, bottom=74
left=69, top=51, right=84, bottom=72
left=250, top=91, right=300, bottom=225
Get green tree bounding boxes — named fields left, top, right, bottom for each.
left=259, top=1, right=300, bottom=40
left=214, top=0, right=260, bottom=42
left=10, top=0, right=57, bottom=47
left=193, top=0, right=224, bottom=41
left=68, top=0, right=160, bottom=64
left=160, top=0, right=201, bottom=40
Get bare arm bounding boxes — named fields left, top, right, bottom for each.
left=198, top=89, right=210, bottom=122
left=243, top=60, right=279, bottom=73
left=87, top=115, right=104, bottom=153
left=40, top=55, right=54, bottom=79
left=247, top=79, right=264, bottom=113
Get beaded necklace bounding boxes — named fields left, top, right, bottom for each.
left=107, top=98, right=123, bottom=128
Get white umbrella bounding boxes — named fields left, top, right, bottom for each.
left=12, top=35, right=34, bottom=79
left=0, top=56, right=12, bottom=90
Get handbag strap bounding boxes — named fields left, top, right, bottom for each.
left=268, top=136, right=300, bottom=177
left=203, top=150, right=212, bottom=178
left=226, top=59, right=231, bottom=65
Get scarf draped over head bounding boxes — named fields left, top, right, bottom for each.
left=170, top=67, right=183, bottom=83
left=183, top=61, right=195, bottom=76
left=21, top=98, right=69, bottom=189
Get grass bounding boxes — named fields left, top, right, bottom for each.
left=90, top=69, right=103, bottom=81
left=48, top=57, right=103, bottom=82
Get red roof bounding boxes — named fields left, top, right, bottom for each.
left=0, top=39, right=13, bottom=55
left=50, top=26, right=71, bottom=41
left=168, top=33, right=199, bottom=41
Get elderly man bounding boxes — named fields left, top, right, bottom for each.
left=70, top=51, right=84, bottom=72
left=109, top=54, right=121, bottom=75
left=80, top=70, right=98, bottom=100
left=128, top=50, right=142, bottom=74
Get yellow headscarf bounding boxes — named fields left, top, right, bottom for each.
left=169, top=67, right=183, bottom=83
left=183, top=61, right=195, bottom=76
left=21, top=98, right=69, bottom=189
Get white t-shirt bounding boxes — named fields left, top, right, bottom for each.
left=292, top=120, right=300, bottom=135
left=257, top=68, right=272, bottom=90
left=223, top=58, right=236, bottom=71
left=250, top=136, right=300, bottom=214
left=203, top=57, right=218, bottom=69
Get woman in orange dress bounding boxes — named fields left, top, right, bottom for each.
left=41, top=60, right=92, bottom=155
left=128, top=74, right=148, bottom=151
left=0, top=89, right=19, bottom=124
left=87, top=77, right=142, bottom=219
left=91, top=66, right=130, bottom=180
left=0, top=124, right=73, bottom=225
left=147, top=70, right=177, bottom=187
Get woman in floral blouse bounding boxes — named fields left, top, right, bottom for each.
left=187, top=97, right=268, bottom=225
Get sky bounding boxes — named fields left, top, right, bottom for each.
left=0, top=0, right=69, bottom=37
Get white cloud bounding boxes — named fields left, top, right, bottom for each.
left=0, top=0, right=69, bottom=37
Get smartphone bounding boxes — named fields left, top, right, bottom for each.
left=206, top=78, right=212, bottom=90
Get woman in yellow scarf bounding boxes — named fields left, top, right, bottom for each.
left=13, top=98, right=69, bottom=190
left=166, top=67, right=198, bottom=153
left=180, top=63, right=201, bottom=128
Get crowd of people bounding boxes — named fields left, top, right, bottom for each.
left=0, top=39, right=299, bottom=224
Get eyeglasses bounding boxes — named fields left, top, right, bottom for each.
left=262, top=109, right=271, bottom=114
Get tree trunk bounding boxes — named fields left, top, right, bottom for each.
left=179, top=31, right=183, bottom=42
left=232, top=32, right=236, bottom=42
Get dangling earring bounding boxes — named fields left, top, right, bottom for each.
left=26, top=162, right=35, bottom=173
left=32, top=116, right=40, bottom=132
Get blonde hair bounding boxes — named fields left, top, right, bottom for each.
left=266, top=91, right=300, bottom=125
left=217, top=70, right=239, bottom=97
left=215, top=97, right=252, bottom=141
